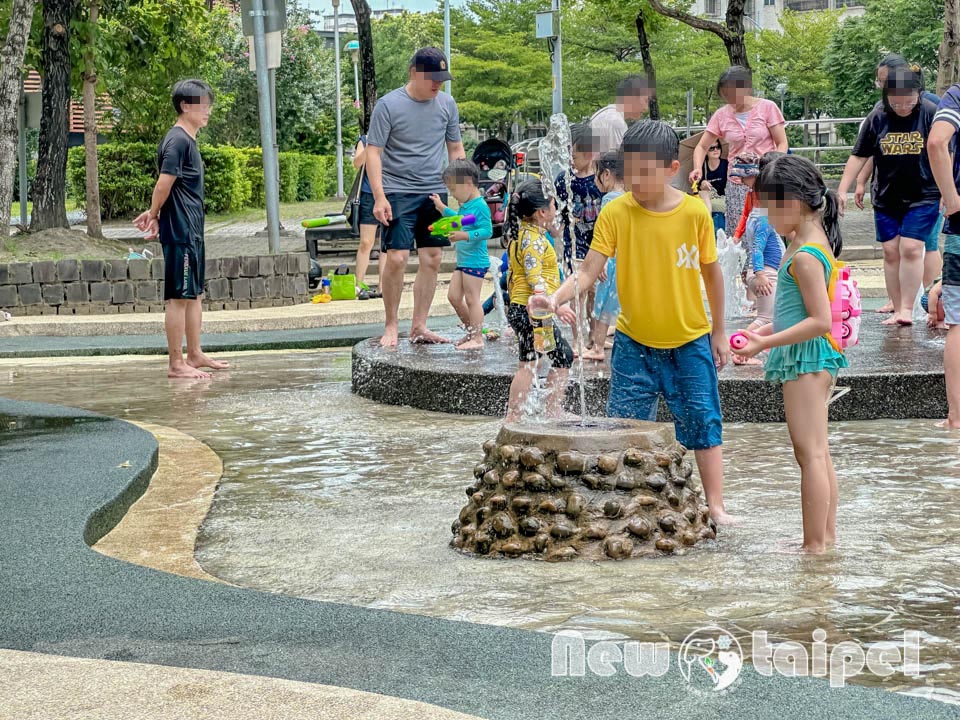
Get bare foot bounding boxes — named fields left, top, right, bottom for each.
left=733, top=354, right=763, bottom=366
left=582, top=347, right=606, bottom=361
left=895, top=314, right=914, bottom=326
left=455, top=337, right=485, bottom=350
left=802, top=542, right=828, bottom=555
left=876, top=302, right=895, bottom=314
left=710, top=509, right=740, bottom=525
left=880, top=314, right=901, bottom=326
left=410, top=328, right=451, bottom=344
left=186, top=352, right=230, bottom=370
left=380, top=327, right=399, bottom=347
left=168, top=362, right=210, bottom=379
left=452, top=334, right=470, bottom=346
left=936, top=418, right=960, bottom=429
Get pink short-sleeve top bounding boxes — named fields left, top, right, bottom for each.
left=706, top=99, right=785, bottom=181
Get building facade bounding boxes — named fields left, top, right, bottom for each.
left=690, top=0, right=865, bottom=32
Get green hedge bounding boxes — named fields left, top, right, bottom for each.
left=68, top=142, right=156, bottom=220
left=201, top=145, right=251, bottom=214
left=68, top=143, right=349, bottom=219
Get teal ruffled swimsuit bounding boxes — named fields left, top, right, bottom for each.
left=765, top=243, right=849, bottom=384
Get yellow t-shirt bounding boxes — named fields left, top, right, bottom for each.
left=508, top=222, right=561, bottom=306
left=590, top=192, right=718, bottom=349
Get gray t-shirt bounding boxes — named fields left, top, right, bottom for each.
left=366, top=86, right=462, bottom=194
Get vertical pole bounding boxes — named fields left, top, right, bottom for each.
left=815, top=120, right=821, bottom=168
left=685, top=89, right=693, bottom=138
left=551, top=0, right=562, bottom=114
left=251, top=0, right=280, bottom=253
left=334, top=0, right=344, bottom=198
left=444, top=0, right=451, bottom=95
left=353, top=59, right=360, bottom=106
left=18, top=79, right=28, bottom=227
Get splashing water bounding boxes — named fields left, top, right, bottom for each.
left=487, top=255, right=509, bottom=331
left=913, top=284, right=928, bottom=324
left=716, top=229, right=751, bottom=322
left=539, top=113, right=588, bottom=424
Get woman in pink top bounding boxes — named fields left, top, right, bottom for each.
left=690, top=66, right=789, bottom=232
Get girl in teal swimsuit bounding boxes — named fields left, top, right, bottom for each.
left=734, top=155, right=849, bottom=554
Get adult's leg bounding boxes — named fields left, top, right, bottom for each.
left=165, top=299, right=207, bottom=379
left=880, top=236, right=903, bottom=326
left=355, top=224, right=378, bottom=289
left=185, top=297, right=229, bottom=370
left=782, top=371, right=835, bottom=553
left=894, top=236, right=925, bottom=325
left=456, top=272, right=487, bottom=350
left=380, top=248, right=409, bottom=347
left=410, top=246, right=447, bottom=343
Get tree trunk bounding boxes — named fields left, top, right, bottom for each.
left=349, top=0, right=377, bottom=132
left=648, top=0, right=749, bottom=70
left=635, top=7, right=660, bottom=121
left=0, top=0, right=37, bottom=235
left=938, top=0, right=960, bottom=97
left=723, top=0, right=749, bottom=68
left=31, top=0, right=74, bottom=232
left=82, top=0, right=102, bottom=238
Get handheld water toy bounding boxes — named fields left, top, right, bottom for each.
left=729, top=332, right=749, bottom=351
left=302, top=215, right=347, bottom=228
left=428, top=214, right=476, bottom=238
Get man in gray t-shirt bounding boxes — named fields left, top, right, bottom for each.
left=366, top=47, right=465, bottom=347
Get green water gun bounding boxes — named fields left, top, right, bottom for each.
left=427, top=213, right=476, bottom=238
left=302, top=215, right=347, bottom=228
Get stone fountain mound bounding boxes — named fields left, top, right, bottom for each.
left=451, top=419, right=718, bottom=562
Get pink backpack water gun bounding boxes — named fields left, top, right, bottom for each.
left=828, top=262, right=861, bottom=351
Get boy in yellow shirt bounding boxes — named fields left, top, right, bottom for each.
left=529, top=121, right=735, bottom=524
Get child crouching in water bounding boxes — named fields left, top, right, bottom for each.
left=584, top=150, right=625, bottom=361
left=431, top=159, right=494, bottom=350
left=734, top=155, right=849, bottom=553
left=505, top=180, right=577, bottom=421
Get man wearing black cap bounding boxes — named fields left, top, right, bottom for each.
left=365, top=47, right=466, bottom=347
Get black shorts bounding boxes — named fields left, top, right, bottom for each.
left=162, top=240, right=205, bottom=301
left=380, top=192, right=449, bottom=252
left=507, top=302, right=574, bottom=368
left=359, top=191, right=377, bottom=227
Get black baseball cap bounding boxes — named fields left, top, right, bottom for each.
left=410, top=47, right=453, bottom=82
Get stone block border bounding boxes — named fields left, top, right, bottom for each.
left=0, top=249, right=312, bottom=315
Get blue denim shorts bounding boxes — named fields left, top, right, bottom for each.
left=607, top=332, right=723, bottom=451
left=874, top=203, right=941, bottom=244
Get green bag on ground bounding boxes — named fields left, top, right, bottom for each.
left=329, top=270, right=357, bottom=300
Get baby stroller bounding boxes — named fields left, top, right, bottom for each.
left=472, top=138, right=516, bottom=239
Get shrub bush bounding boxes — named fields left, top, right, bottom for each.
left=278, top=152, right=301, bottom=203
left=297, top=154, right=324, bottom=202
left=201, top=145, right=251, bottom=214
left=68, top=143, right=349, bottom=217
left=68, top=142, right=156, bottom=220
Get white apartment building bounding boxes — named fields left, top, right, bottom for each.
left=690, top=0, right=865, bottom=32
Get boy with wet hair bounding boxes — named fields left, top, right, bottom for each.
left=532, top=120, right=735, bottom=525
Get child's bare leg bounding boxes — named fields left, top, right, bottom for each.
left=939, top=323, right=960, bottom=428
left=456, top=274, right=486, bottom=350
left=826, top=453, right=838, bottom=546
left=506, top=362, right=536, bottom=422
left=694, top=446, right=736, bottom=525
left=782, top=371, right=835, bottom=553
left=544, top=367, right=570, bottom=418
left=583, top=321, right=608, bottom=360
left=447, top=272, right=471, bottom=344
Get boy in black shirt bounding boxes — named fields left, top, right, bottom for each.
left=134, top=79, right=229, bottom=379
left=838, top=66, right=941, bottom=327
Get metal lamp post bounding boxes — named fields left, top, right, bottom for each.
left=444, top=0, right=451, bottom=95
left=776, top=82, right=788, bottom=113
left=332, top=0, right=344, bottom=198
left=536, top=4, right=562, bottom=114
left=346, top=40, right=360, bottom=109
